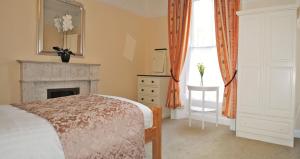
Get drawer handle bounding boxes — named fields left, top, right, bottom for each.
left=151, top=90, right=154, bottom=93
left=151, top=81, right=154, bottom=83
left=141, top=98, right=144, bottom=101
left=141, top=80, right=144, bottom=83
left=151, top=99, right=154, bottom=102
left=141, top=89, right=144, bottom=91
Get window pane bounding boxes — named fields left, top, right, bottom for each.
left=190, top=0, right=216, bottom=47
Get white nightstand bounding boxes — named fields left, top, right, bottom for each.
left=187, top=85, right=219, bottom=129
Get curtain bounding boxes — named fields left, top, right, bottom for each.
left=167, top=0, right=192, bottom=109
left=214, top=0, right=240, bottom=118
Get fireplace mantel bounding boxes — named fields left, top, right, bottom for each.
left=18, top=60, right=100, bottom=102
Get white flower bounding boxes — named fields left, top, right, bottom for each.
left=53, top=14, right=74, bottom=32
left=62, top=14, right=74, bottom=32
left=54, top=17, right=62, bottom=32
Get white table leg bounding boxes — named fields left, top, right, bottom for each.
left=188, top=90, right=192, bottom=127
left=202, top=91, right=205, bottom=130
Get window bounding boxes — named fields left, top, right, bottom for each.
left=185, top=0, right=224, bottom=104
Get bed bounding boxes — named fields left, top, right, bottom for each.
left=0, top=95, right=161, bottom=159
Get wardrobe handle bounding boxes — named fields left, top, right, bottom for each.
left=141, top=89, right=144, bottom=91
left=151, top=99, right=154, bottom=102
left=151, top=90, right=154, bottom=93
left=141, top=98, right=144, bottom=101
left=151, top=81, right=154, bottom=83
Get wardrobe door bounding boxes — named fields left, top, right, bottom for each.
left=264, top=10, right=296, bottom=119
left=264, top=10, right=296, bottom=146
left=237, top=14, right=264, bottom=115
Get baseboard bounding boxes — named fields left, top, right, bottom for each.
left=295, top=129, right=300, bottom=138
left=187, top=113, right=231, bottom=126
left=170, top=108, right=187, bottom=119
left=171, top=107, right=231, bottom=126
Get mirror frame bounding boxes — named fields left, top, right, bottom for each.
left=37, top=0, right=85, bottom=56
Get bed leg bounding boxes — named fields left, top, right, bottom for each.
left=152, top=107, right=161, bottom=159
left=152, top=136, right=161, bottom=159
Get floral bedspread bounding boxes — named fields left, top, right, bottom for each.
left=13, top=95, right=145, bottom=159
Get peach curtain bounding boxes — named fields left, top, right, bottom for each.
left=167, top=0, right=192, bottom=109
left=214, top=0, right=240, bottom=118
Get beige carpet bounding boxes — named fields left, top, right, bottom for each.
left=146, top=119, right=300, bottom=159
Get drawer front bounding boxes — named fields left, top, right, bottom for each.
left=137, top=95, right=148, bottom=105
left=138, top=77, right=160, bottom=86
left=138, top=86, right=160, bottom=96
left=237, top=114, right=293, bottom=139
left=146, top=96, right=160, bottom=105
left=138, top=95, right=160, bottom=105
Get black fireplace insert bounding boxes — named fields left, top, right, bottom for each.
left=47, top=87, right=80, bottom=99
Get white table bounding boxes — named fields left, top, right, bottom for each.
left=187, top=85, right=219, bottom=129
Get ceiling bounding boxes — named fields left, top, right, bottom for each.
left=97, top=0, right=168, bottom=17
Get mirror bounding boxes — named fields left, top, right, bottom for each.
left=37, top=0, right=85, bottom=56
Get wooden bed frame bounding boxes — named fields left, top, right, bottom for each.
left=144, top=107, right=162, bottom=159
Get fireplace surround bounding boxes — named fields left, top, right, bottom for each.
left=18, top=60, right=100, bottom=102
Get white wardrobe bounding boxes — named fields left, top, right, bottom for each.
left=236, top=5, right=298, bottom=147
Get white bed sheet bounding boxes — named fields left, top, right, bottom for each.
left=99, top=95, right=153, bottom=129
left=0, top=105, right=65, bottom=159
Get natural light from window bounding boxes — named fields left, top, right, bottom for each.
left=186, top=0, right=224, bottom=103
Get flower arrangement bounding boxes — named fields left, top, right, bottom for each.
left=197, top=63, right=205, bottom=86
left=53, top=14, right=75, bottom=62
left=53, top=46, right=75, bottom=63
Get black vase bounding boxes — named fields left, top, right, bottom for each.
left=60, top=53, right=70, bottom=63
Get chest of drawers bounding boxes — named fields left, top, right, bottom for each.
left=137, top=75, right=170, bottom=118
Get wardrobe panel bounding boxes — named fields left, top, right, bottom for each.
left=237, top=67, right=262, bottom=114
left=268, top=11, right=295, bottom=63
left=238, top=15, right=263, bottom=66
left=266, top=67, right=293, bottom=118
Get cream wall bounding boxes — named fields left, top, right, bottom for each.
left=0, top=0, right=147, bottom=104
left=141, top=16, right=169, bottom=74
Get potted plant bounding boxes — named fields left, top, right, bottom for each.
left=53, top=46, right=75, bottom=63
left=197, top=63, right=205, bottom=86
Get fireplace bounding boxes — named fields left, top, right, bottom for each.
left=47, top=87, right=80, bottom=99
left=18, top=61, right=100, bottom=102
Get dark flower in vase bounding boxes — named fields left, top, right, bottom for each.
left=53, top=46, right=75, bottom=63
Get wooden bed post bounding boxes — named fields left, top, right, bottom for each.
left=152, top=107, right=161, bottom=159
left=145, top=107, right=162, bottom=159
